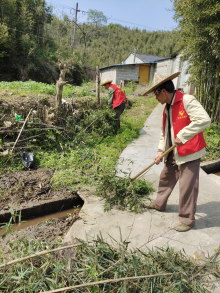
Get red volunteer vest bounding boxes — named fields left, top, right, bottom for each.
left=109, top=84, right=127, bottom=109
left=163, top=90, right=206, bottom=157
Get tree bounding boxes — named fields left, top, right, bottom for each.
left=173, top=0, right=220, bottom=121
left=87, top=9, right=107, bottom=28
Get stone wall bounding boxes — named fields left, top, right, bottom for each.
left=115, top=65, right=139, bottom=85
left=100, top=68, right=117, bottom=84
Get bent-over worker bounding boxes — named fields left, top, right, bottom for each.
left=142, top=72, right=211, bottom=232
left=101, top=78, right=127, bottom=134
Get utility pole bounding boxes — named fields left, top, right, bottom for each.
left=133, top=48, right=138, bottom=63
left=96, top=66, right=100, bottom=106
left=72, top=2, right=80, bottom=52
left=133, top=48, right=136, bottom=63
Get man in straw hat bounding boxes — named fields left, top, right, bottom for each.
left=101, top=78, right=127, bottom=134
left=143, top=72, right=211, bottom=232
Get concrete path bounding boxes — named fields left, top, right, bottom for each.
left=64, top=104, right=220, bottom=291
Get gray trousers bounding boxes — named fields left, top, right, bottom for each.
left=114, top=102, right=126, bottom=134
left=153, top=151, right=200, bottom=226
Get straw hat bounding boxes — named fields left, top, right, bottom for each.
left=142, top=72, right=181, bottom=96
left=101, top=78, right=113, bottom=86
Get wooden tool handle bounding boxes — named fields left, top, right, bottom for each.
left=131, top=144, right=177, bottom=181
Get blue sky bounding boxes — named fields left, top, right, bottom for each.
left=46, top=0, right=178, bottom=31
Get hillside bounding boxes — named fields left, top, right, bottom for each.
left=0, top=0, right=180, bottom=84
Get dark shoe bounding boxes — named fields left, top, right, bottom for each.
left=173, top=222, right=194, bottom=232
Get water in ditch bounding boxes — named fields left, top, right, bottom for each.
left=0, top=207, right=80, bottom=236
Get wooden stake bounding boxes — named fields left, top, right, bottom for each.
left=96, top=66, right=100, bottom=106
left=131, top=144, right=177, bottom=181
left=11, top=109, right=33, bottom=152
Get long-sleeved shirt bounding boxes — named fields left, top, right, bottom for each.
left=107, top=87, right=115, bottom=106
left=158, top=92, right=211, bottom=165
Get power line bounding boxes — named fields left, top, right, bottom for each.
left=46, top=1, right=165, bottom=31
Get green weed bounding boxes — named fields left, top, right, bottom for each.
left=96, top=169, right=154, bottom=213
left=0, top=80, right=96, bottom=98
left=203, top=123, right=220, bottom=160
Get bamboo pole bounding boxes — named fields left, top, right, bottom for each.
left=211, top=69, right=219, bottom=121
left=0, top=243, right=84, bottom=269
left=41, top=272, right=180, bottom=293
left=11, top=109, right=32, bottom=152
left=131, top=144, right=177, bottom=181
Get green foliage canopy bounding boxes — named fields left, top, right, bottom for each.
left=173, top=0, right=220, bottom=121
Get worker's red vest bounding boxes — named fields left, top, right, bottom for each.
left=163, top=90, right=206, bottom=156
left=109, top=84, right=127, bottom=109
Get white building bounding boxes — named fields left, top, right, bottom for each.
left=100, top=52, right=194, bottom=94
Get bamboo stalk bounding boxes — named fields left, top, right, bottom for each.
left=211, top=69, right=219, bottom=121
left=17, top=121, right=64, bottom=130
left=11, top=109, right=32, bottom=152
left=131, top=144, right=177, bottom=181
left=41, top=272, right=180, bottom=293
left=0, top=128, right=58, bottom=134
left=0, top=243, right=83, bottom=269
left=3, top=133, right=45, bottom=145
left=84, top=115, right=103, bottom=132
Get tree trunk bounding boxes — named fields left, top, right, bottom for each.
left=56, top=57, right=67, bottom=109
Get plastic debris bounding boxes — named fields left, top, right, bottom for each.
left=15, top=115, right=22, bottom=121
left=1, top=149, right=9, bottom=156
left=20, top=149, right=34, bottom=168
left=4, top=121, right=12, bottom=127
left=194, top=246, right=205, bottom=260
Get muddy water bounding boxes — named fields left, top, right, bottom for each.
left=0, top=207, right=79, bottom=236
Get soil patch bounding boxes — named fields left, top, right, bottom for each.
left=0, top=168, right=83, bottom=222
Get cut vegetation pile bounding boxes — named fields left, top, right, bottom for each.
left=0, top=236, right=217, bottom=292
left=96, top=170, right=154, bottom=213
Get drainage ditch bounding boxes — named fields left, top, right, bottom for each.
left=0, top=168, right=84, bottom=237
left=201, top=159, right=220, bottom=176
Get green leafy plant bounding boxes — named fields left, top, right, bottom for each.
left=96, top=169, right=154, bottom=213
left=203, top=123, right=220, bottom=160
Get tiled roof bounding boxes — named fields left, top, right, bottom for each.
left=135, top=52, right=168, bottom=63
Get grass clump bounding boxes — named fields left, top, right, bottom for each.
left=0, top=80, right=96, bottom=98
left=96, top=169, right=154, bottom=213
left=203, top=123, right=220, bottom=160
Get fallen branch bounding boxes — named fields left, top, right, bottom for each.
left=3, top=133, right=45, bottom=145
left=84, top=115, right=103, bottom=132
left=0, top=128, right=59, bottom=134
left=0, top=243, right=84, bottom=269
left=41, top=272, right=180, bottom=293
left=11, top=109, right=33, bottom=152
left=17, top=121, right=64, bottom=130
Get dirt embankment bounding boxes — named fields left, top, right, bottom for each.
left=0, top=167, right=84, bottom=257
left=0, top=168, right=83, bottom=222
